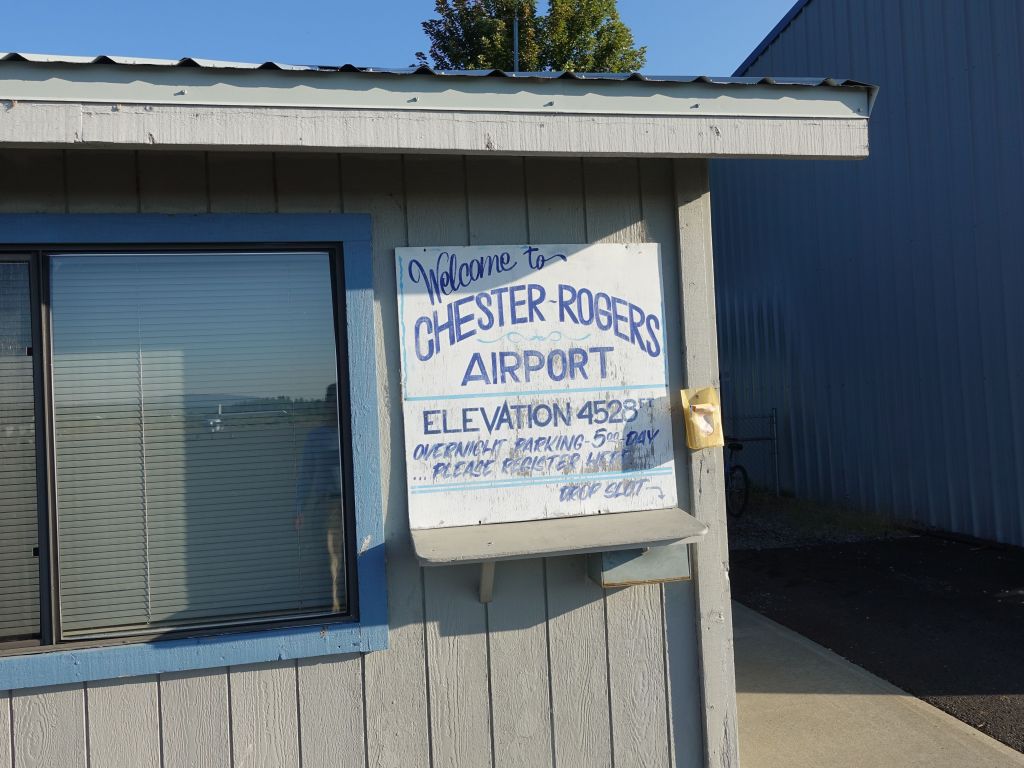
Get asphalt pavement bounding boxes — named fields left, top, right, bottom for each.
left=729, top=496, right=1024, bottom=754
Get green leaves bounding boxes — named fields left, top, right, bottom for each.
left=416, top=0, right=646, bottom=73
left=541, top=0, right=646, bottom=72
left=417, top=0, right=542, bottom=71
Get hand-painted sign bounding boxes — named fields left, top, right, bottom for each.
left=396, top=243, right=676, bottom=530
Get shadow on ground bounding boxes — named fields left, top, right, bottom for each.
left=729, top=493, right=1024, bottom=754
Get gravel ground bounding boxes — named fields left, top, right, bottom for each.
left=727, top=491, right=912, bottom=551
left=728, top=495, right=1024, bottom=754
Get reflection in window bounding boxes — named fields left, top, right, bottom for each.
left=0, top=262, right=39, bottom=642
left=50, top=252, right=346, bottom=639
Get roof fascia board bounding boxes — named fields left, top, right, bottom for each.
left=0, top=61, right=870, bottom=120
left=734, top=0, right=814, bottom=76
left=0, top=101, right=870, bottom=159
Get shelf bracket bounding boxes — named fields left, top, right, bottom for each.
left=479, top=561, right=496, bottom=603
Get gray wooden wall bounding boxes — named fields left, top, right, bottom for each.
left=0, top=149, right=706, bottom=768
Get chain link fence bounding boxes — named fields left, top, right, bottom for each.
left=723, top=409, right=780, bottom=495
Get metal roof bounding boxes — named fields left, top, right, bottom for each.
left=0, top=49, right=874, bottom=160
left=0, top=50, right=867, bottom=90
left=734, top=0, right=813, bottom=76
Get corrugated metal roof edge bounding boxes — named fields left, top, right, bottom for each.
left=734, top=0, right=814, bottom=76
left=0, top=50, right=869, bottom=90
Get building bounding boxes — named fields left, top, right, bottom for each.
left=713, top=0, right=1024, bottom=547
left=0, top=53, right=872, bottom=767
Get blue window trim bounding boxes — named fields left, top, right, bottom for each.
left=0, top=214, right=388, bottom=691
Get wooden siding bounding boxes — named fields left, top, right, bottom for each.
left=0, top=148, right=706, bottom=768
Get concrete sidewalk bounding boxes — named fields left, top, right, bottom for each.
left=733, top=602, right=1024, bottom=768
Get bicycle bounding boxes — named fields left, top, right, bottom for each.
left=724, top=439, right=750, bottom=518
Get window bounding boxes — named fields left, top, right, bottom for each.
left=50, top=250, right=352, bottom=639
left=0, top=260, right=40, bottom=644
left=0, top=215, right=386, bottom=687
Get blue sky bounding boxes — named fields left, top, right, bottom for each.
left=2, top=0, right=796, bottom=75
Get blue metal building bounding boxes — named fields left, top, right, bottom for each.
left=713, top=0, right=1024, bottom=546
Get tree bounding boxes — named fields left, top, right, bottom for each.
left=417, top=0, right=542, bottom=72
left=416, top=0, right=646, bottom=73
left=542, top=0, right=646, bottom=73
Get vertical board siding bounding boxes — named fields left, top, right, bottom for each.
left=229, top=661, right=301, bottom=768
left=713, top=0, right=1024, bottom=546
left=639, top=158, right=705, bottom=768
left=279, top=151, right=352, bottom=706
left=663, top=580, right=704, bottom=768
left=406, top=154, right=493, bottom=768
left=208, top=152, right=276, bottom=213
left=422, top=562, right=491, bottom=768
left=160, top=669, right=232, bottom=768
left=0, top=148, right=703, bottom=766
left=525, top=157, right=613, bottom=768
left=0, top=149, right=65, bottom=212
left=65, top=150, right=139, bottom=213
left=11, top=684, right=87, bottom=768
left=138, top=151, right=209, bottom=213
left=605, top=586, right=671, bottom=767
left=0, top=693, right=11, bottom=768
left=544, top=556, right=613, bottom=768
left=140, top=150, right=233, bottom=768
left=342, top=154, right=433, bottom=768
left=206, top=153, right=305, bottom=768
left=485, top=559, right=553, bottom=768
left=584, top=158, right=672, bottom=768
left=676, top=159, right=738, bottom=768
left=275, top=153, right=342, bottom=214
left=57, top=156, right=147, bottom=767
left=296, top=656, right=366, bottom=768
left=85, top=677, right=161, bottom=768
left=466, top=156, right=555, bottom=768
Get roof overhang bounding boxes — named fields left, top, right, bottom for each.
left=0, top=60, right=875, bottom=159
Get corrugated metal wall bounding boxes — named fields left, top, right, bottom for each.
left=0, top=148, right=706, bottom=768
left=713, top=0, right=1024, bottom=545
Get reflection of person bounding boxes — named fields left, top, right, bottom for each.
left=294, top=383, right=344, bottom=613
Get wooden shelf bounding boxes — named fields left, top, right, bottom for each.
left=411, top=506, right=707, bottom=566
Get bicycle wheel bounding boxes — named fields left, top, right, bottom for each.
left=725, top=464, right=750, bottom=518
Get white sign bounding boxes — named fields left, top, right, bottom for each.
left=396, top=243, right=677, bottom=530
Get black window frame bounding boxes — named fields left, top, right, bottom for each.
left=1, top=242, right=362, bottom=653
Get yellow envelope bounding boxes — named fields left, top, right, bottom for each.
left=680, top=387, right=724, bottom=449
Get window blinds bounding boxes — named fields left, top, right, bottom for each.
left=50, top=252, right=346, bottom=639
left=0, top=262, right=39, bottom=641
